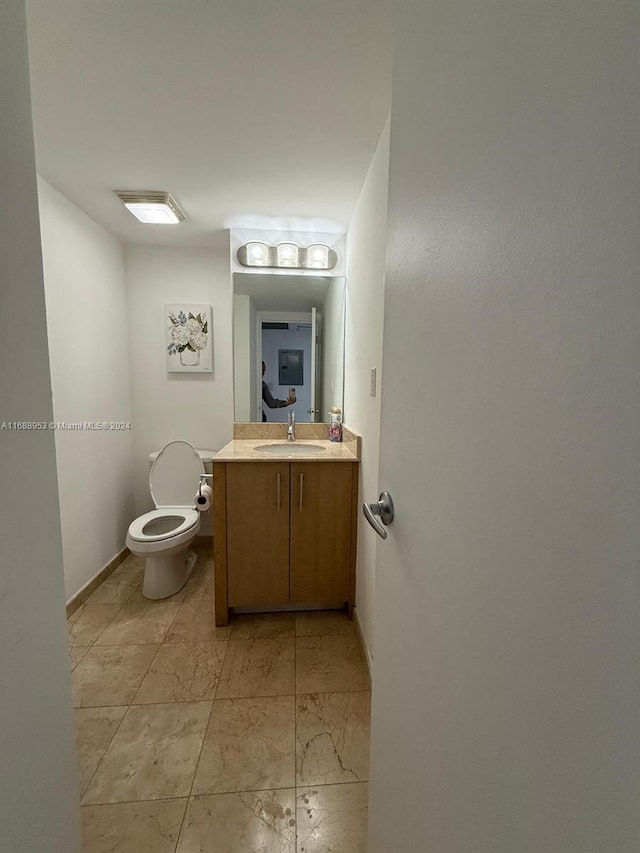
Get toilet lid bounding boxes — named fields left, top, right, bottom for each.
left=149, top=440, right=205, bottom=508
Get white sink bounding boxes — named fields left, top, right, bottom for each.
left=254, top=443, right=327, bottom=454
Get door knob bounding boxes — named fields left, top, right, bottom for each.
left=363, top=491, right=394, bottom=540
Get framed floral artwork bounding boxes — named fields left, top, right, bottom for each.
left=165, top=304, right=213, bottom=372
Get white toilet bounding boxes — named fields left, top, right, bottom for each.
left=126, top=440, right=214, bottom=600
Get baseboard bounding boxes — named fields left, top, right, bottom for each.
left=65, top=547, right=130, bottom=618
left=353, top=606, right=373, bottom=685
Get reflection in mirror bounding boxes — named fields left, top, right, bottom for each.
left=233, top=273, right=345, bottom=423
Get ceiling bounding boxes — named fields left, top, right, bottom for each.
left=25, top=0, right=392, bottom=248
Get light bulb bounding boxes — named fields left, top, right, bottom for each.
left=305, top=244, right=330, bottom=268
left=276, top=243, right=299, bottom=267
left=246, top=241, right=270, bottom=266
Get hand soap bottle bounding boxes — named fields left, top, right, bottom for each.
left=328, top=406, right=343, bottom=442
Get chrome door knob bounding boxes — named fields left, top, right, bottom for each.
left=363, top=491, right=394, bottom=540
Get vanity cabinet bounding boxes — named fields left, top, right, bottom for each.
left=213, top=460, right=358, bottom=626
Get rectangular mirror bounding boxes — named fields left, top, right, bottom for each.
left=233, top=273, right=345, bottom=423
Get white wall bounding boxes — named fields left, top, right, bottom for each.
left=370, top=1, right=640, bottom=850
left=38, top=178, right=135, bottom=600
left=344, top=116, right=391, bottom=661
left=0, top=3, right=80, bottom=850
left=125, top=244, right=233, bottom=517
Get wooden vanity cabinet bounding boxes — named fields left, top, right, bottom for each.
left=213, top=460, right=358, bottom=626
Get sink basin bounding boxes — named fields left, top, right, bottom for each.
left=254, top=443, right=327, bottom=455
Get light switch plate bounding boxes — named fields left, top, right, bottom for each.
left=370, top=367, right=377, bottom=397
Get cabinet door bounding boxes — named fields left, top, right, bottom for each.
left=290, top=462, right=354, bottom=604
left=226, top=462, right=290, bottom=606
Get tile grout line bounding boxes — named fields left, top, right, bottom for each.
left=80, top=779, right=367, bottom=809
left=70, top=601, right=125, bottom=649
left=75, top=685, right=370, bottom=711
left=172, top=593, right=231, bottom=853
left=78, top=704, right=130, bottom=807
left=167, top=553, right=218, bottom=852
left=129, top=638, right=166, bottom=706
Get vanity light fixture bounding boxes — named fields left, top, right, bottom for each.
left=114, top=190, right=186, bottom=224
left=237, top=241, right=337, bottom=270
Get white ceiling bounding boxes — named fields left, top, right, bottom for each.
left=25, top=0, right=392, bottom=248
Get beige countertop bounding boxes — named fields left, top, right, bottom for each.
left=214, top=437, right=360, bottom=462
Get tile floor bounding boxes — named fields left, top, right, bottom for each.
left=68, top=545, right=371, bottom=852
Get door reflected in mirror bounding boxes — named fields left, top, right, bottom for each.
left=233, top=273, right=345, bottom=424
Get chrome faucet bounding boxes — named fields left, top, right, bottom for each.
left=287, top=411, right=296, bottom=442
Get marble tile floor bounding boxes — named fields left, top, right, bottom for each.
left=68, top=546, right=371, bottom=853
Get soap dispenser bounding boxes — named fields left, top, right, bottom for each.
left=328, top=406, right=343, bottom=442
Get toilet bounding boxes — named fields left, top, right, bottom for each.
left=126, top=440, right=214, bottom=600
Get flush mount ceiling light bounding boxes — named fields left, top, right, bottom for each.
left=237, top=241, right=337, bottom=270
left=114, top=190, right=186, bottom=224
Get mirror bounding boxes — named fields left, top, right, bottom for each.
left=233, top=273, right=345, bottom=423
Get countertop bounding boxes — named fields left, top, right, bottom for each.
left=214, top=437, right=360, bottom=462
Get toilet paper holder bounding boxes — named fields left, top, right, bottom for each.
left=198, top=473, right=213, bottom=497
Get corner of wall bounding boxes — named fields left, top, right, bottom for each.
left=343, top=115, right=391, bottom=663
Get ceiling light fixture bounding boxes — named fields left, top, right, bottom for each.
left=237, top=241, right=337, bottom=270
left=114, top=190, right=186, bottom=224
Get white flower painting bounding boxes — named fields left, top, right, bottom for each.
left=165, top=304, right=213, bottom=372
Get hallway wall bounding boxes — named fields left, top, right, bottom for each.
left=0, top=3, right=81, bottom=850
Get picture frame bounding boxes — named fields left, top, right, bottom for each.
left=165, top=304, right=213, bottom=373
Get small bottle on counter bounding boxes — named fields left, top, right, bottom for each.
left=328, top=406, right=343, bottom=442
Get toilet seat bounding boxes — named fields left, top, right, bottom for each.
left=127, top=507, right=200, bottom=542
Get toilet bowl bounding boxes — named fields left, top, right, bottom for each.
left=126, top=440, right=207, bottom=600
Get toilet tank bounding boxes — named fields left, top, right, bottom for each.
left=148, top=448, right=216, bottom=538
